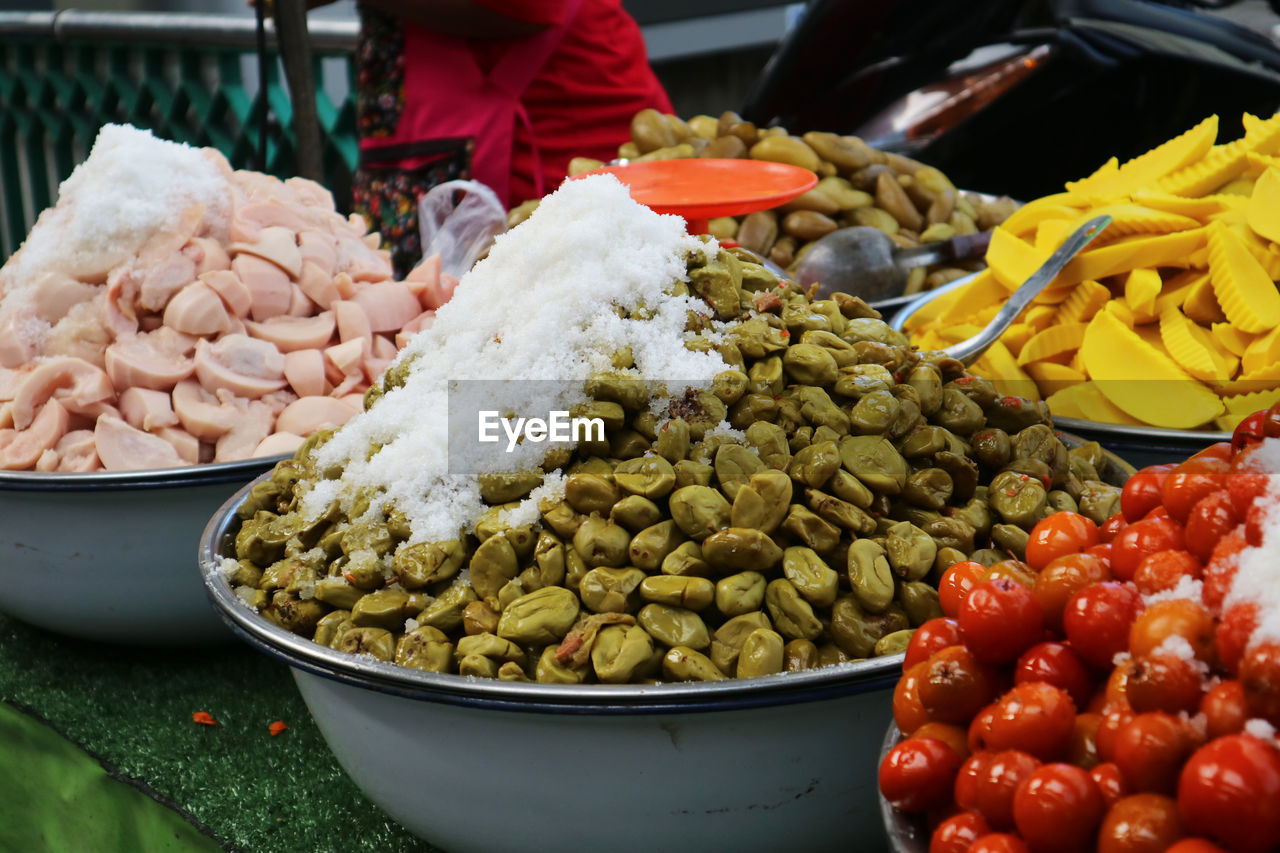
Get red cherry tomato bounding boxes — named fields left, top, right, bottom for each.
left=1239, top=641, right=1280, bottom=727
left=893, top=661, right=931, bottom=735
left=913, top=721, right=971, bottom=763
left=1096, top=704, right=1137, bottom=764
left=1015, top=642, right=1094, bottom=711
left=1032, top=553, right=1110, bottom=634
left=967, top=833, right=1030, bottom=853
left=1122, top=465, right=1173, bottom=523
left=1124, top=652, right=1206, bottom=715
left=1131, top=549, right=1201, bottom=596
left=1112, top=712, right=1200, bottom=795
left=971, top=749, right=1042, bottom=829
left=959, top=579, right=1044, bottom=665
left=1232, top=410, right=1266, bottom=450
left=1063, top=582, right=1144, bottom=670
left=1091, top=761, right=1129, bottom=807
left=1025, top=512, right=1100, bottom=571
left=1161, top=457, right=1229, bottom=524
left=1264, top=399, right=1280, bottom=437
left=1177, top=734, right=1280, bottom=853
left=968, top=703, right=998, bottom=754
left=1244, top=501, right=1269, bottom=547
left=955, top=751, right=992, bottom=812
left=1201, top=680, right=1249, bottom=740
left=1068, top=712, right=1102, bottom=769
left=1097, top=792, right=1186, bottom=853
left=1202, top=527, right=1248, bottom=612
left=1110, top=518, right=1185, bottom=582
left=1165, top=839, right=1229, bottom=853
left=1100, top=512, right=1128, bottom=543
left=986, top=682, right=1077, bottom=761
left=1128, top=599, right=1214, bottom=663
left=905, top=617, right=963, bottom=670
left=1013, top=763, right=1106, bottom=853
left=939, top=560, right=987, bottom=618
left=1182, top=490, right=1238, bottom=562
left=918, top=645, right=1001, bottom=725
left=1227, top=443, right=1271, bottom=517
left=1188, top=441, right=1234, bottom=464
left=878, top=736, right=961, bottom=813
left=929, top=810, right=990, bottom=853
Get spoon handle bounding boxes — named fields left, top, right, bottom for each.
left=895, top=230, right=993, bottom=273
left=942, top=214, right=1111, bottom=365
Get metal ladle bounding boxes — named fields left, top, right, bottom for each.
left=794, top=227, right=993, bottom=302
left=898, top=214, right=1112, bottom=365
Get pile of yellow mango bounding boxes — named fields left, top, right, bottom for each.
left=906, top=110, right=1280, bottom=431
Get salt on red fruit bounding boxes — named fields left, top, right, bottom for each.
left=1128, top=599, right=1215, bottom=663
left=1238, top=641, right=1280, bottom=727
left=1123, top=652, right=1205, bottom=715
left=1011, top=763, right=1105, bottom=853
left=1132, top=549, right=1201, bottom=596
left=985, top=682, right=1077, bottom=761
left=1216, top=602, right=1260, bottom=676
left=1177, top=734, right=1280, bottom=853
left=1063, top=582, right=1144, bottom=670
left=959, top=578, right=1044, bottom=665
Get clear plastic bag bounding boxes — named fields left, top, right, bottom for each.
left=417, top=179, right=507, bottom=279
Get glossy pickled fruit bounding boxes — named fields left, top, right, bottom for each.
left=897, top=581, right=944, bottom=627
left=713, top=444, right=766, bottom=501
left=905, top=364, right=943, bottom=415
left=875, top=171, right=924, bottom=231
left=313, top=610, right=353, bottom=648
left=729, top=316, right=788, bottom=359
left=829, top=595, right=896, bottom=658
left=988, top=470, right=1049, bottom=528
left=654, top=417, right=691, bottom=463
left=904, top=468, right=954, bottom=511
left=789, top=441, right=841, bottom=488
left=578, top=567, right=646, bottom=613
left=934, top=388, right=986, bottom=435
left=478, top=469, right=544, bottom=504
left=1013, top=426, right=1068, bottom=488
left=970, top=428, right=1012, bottom=469
left=541, top=500, right=584, bottom=540
left=827, top=468, right=874, bottom=509
left=796, top=387, right=852, bottom=435
left=312, top=576, right=365, bottom=611
left=800, top=329, right=858, bottom=365
left=349, top=588, right=416, bottom=631
left=687, top=254, right=743, bottom=321
left=458, top=654, right=499, bottom=678
left=630, top=107, right=676, bottom=153
left=707, top=611, right=771, bottom=673
left=1078, top=480, right=1122, bottom=525
left=846, top=390, right=899, bottom=436
left=781, top=638, right=818, bottom=672
left=339, top=520, right=394, bottom=558
left=669, top=485, right=732, bottom=540
left=874, top=628, right=915, bottom=657
left=782, top=546, right=840, bottom=607
left=591, top=624, right=655, bottom=683
left=744, top=421, right=791, bottom=470
left=886, top=521, right=938, bottom=581
left=749, top=134, right=821, bottom=171
left=715, top=571, right=767, bottom=617
left=840, top=435, right=907, bottom=494
left=496, top=661, right=531, bottom=682
left=462, top=600, right=500, bottom=636
left=935, top=452, right=979, bottom=504
left=535, top=646, right=588, bottom=684
left=662, top=646, right=728, bottom=682
left=765, top=578, right=824, bottom=641
left=564, top=473, right=621, bottom=514
left=747, top=356, right=784, bottom=397
left=628, top=519, right=685, bottom=572
left=335, top=626, right=395, bottom=662
left=898, top=426, right=947, bottom=459
left=515, top=531, right=565, bottom=593
left=572, top=517, right=632, bottom=568
left=639, top=575, right=715, bottom=610
left=469, top=533, right=519, bottom=599
left=661, top=540, right=711, bottom=577
left=456, top=632, right=526, bottom=667
left=711, top=369, right=749, bottom=407
left=847, top=539, right=895, bottom=613
left=991, top=523, right=1030, bottom=561
left=673, top=460, right=715, bottom=489
left=802, top=132, right=878, bottom=172
left=608, top=495, right=661, bottom=533
left=392, top=539, right=465, bottom=589
left=395, top=627, right=454, bottom=672
left=731, top=469, right=793, bottom=533
left=1046, top=489, right=1079, bottom=514
left=417, top=582, right=478, bottom=633
left=780, top=343, right=838, bottom=387
left=701, top=527, right=784, bottom=572
left=638, top=603, right=711, bottom=650
left=613, top=455, right=677, bottom=499
left=806, top=487, right=876, bottom=534
left=737, top=628, right=786, bottom=678
left=496, top=587, right=581, bottom=645
left=781, top=504, right=841, bottom=554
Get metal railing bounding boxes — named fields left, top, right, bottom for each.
left=0, top=10, right=361, bottom=258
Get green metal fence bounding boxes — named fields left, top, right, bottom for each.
left=0, top=11, right=361, bottom=259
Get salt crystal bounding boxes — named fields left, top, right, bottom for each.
left=1245, top=718, right=1278, bottom=740
left=1142, top=575, right=1203, bottom=607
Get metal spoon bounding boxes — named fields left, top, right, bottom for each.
left=935, top=214, right=1111, bottom=365
left=795, top=226, right=993, bottom=302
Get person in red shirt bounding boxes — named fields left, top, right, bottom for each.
left=346, top=0, right=673, bottom=275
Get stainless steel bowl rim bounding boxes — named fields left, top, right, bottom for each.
left=0, top=455, right=289, bottom=492
left=200, top=474, right=901, bottom=716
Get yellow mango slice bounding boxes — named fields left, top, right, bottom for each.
left=1033, top=284, right=1077, bottom=305
left=1000, top=201, right=1084, bottom=239
left=1057, top=280, right=1111, bottom=325
left=1241, top=324, right=1280, bottom=374
left=1000, top=323, right=1037, bottom=357
left=1076, top=383, right=1148, bottom=426
left=1206, top=221, right=1280, bottom=333
left=1070, top=350, right=1087, bottom=374
left=1158, top=112, right=1280, bottom=197
left=1080, top=310, right=1224, bottom=428
left=1106, top=300, right=1136, bottom=328
left=1035, top=219, right=1073, bottom=253
left=1044, top=384, right=1092, bottom=419
left=1067, top=115, right=1218, bottom=201
left=1125, top=268, right=1162, bottom=322
left=973, top=341, right=1040, bottom=401
left=931, top=270, right=1006, bottom=327
left=1211, top=322, right=1257, bottom=357
left=1215, top=412, right=1250, bottom=431
left=1059, top=228, right=1206, bottom=287
left=1220, top=178, right=1257, bottom=196
left=1024, top=304, right=1058, bottom=331
left=1223, top=386, right=1280, bottom=413
left=1209, top=207, right=1250, bottom=229
left=903, top=274, right=980, bottom=331
left=986, top=227, right=1052, bottom=292
left=1025, top=361, right=1087, bottom=396
left=1016, top=323, right=1089, bottom=366
left=1068, top=204, right=1200, bottom=243
left=914, top=331, right=950, bottom=352
left=1129, top=189, right=1246, bottom=219
left=1160, top=305, right=1234, bottom=381
left=1247, top=166, right=1280, bottom=243
left=1183, top=272, right=1227, bottom=325
left=1244, top=151, right=1280, bottom=178
left=1153, top=269, right=1203, bottom=314
left=936, top=323, right=984, bottom=343
left=1214, top=361, right=1280, bottom=394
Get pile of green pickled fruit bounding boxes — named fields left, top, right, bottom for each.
left=224, top=247, right=1121, bottom=685
left=537, top=109, right=1019, bottom=294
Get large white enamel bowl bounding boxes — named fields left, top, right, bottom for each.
left=0, top=457, right=279, bottom=644
left=200, top=474, right=900, bottom=853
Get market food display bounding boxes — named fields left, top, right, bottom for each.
left=217, top=174, right=1123, bottom=685
left=513, top=109, right=1018, bottom=295
left=906, top=110, right=1280, bottom=432
left=879, top=414, right=1280, bottom=852
left=0, top=125, right=447, bottom=472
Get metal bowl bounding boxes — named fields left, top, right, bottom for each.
left=0, top=457, right=281, bottom=644
left=196, top=433, right=1131, bottom=852
left=889, top=282, right=1227, bottom=467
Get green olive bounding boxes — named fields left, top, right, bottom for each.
left=668, top=485, right=732, bottom=540
left=592, top=624, right=656, bottom=683
left=628, top=519, right=686, bottom=572
left=764, top=578, right=823, bottom=641
left=701, top=527, right=784, bottom=572
left=736, top=628, right=785, bottom=678
left=578, top=567, right=646, bottom=613
left=839, top=435, right=907, bottom=494
left=714, top=444, right=766, bottom=501
left=846, top=539, right=895, bottom=613
left=496, top=587, right=580, bottom=645
left=662, top=646, right=727, bottom=682
left=639, top=575, right=715, bottom=610
left=730, top=469, right=793, bottom=533
left=613, top=455, right=678, bottom=499
left=564, top=473, right=621, bottom=514
left=661, top=540, right=711, bottom=577
left=714, top=571, right=767, bottom=617
left=638, top=603, right=710, bottom=649
left=572, top=517, right=632, bottom=567
left=781, top=546, right=839, bottom=607
left=395, top=626, right=454, bottom=672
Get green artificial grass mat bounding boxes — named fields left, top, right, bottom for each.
left=0, top=612, right=436, bottom=852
